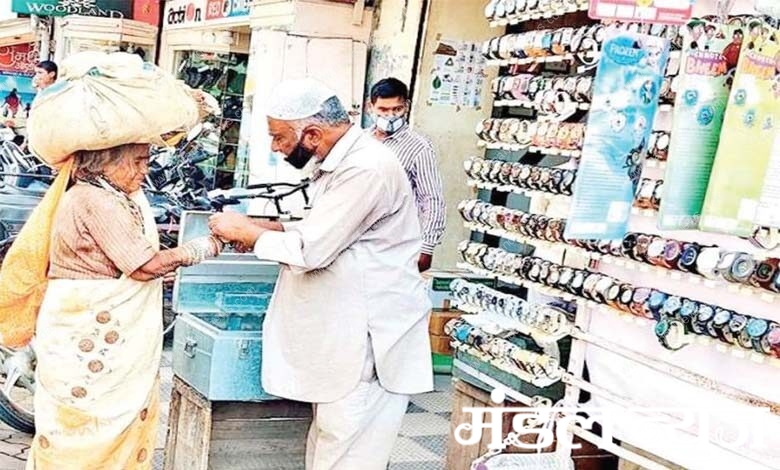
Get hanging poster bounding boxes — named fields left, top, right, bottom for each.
left=565, top=31, right=670, bottom=240
left=658, top=21, right=742, bottom=230
left=428, top=39, right=486, bottom=108
left=699, top=24, right=780, bottom=236
left=0, top=72, right=36, bottom=120
left=589, top=0, right=696, bottom=25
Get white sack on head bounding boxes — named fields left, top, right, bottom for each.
left=27, top=51, right=200, bottom=167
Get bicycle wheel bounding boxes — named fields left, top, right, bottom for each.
left=0, top=345, right=35, bottom=433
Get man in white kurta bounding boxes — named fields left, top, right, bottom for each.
left=209, top=79, right=433, bottom=470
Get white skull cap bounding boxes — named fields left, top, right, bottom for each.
left=266, top=78, right=338, bottom=121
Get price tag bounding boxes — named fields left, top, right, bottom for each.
left=761, top=293, right=776, bottom=303
left=670, top=271, right=682, bottom=280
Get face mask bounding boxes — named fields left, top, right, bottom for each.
left=375, top=115, right=406, bottom=134
left=285, top=136, right=315, bottom=169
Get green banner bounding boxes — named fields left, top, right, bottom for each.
left=700, top=28, right=780, bottom=236
left=11, top=0, right=132, bottom=18
left=658, top=22, right=739, bottom=230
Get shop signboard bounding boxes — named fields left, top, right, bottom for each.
left=0, top=43, right=37, bottom=75
left=134, top=0, right=161, bottom=27
left=164, top=0, right=250, bottom=30
left=11, top=0, right=132, bottom=18
left=589, top=0, right=696, bottom=24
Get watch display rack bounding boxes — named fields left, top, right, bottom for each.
left=177, top=50, right=248, bottom=190
left=447, top=3, right=780, bottom=469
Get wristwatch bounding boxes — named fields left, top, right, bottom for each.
left=655, top=318, right=688, bottom=350
left=646, top=237, right=668, bottom=267
left=647, top=291, right=668, bottom=321
left=707, top=308, right=733, bottom=341
left=691, top=304, right=714, bottom=336
left=635, top=234, right=654, bottom=262
left=678, top=299, right=698, bottom=331
left=696, top=247, right=723, bottom=280
left=751, top=259, right=779, bottom=290
left=570, top=270, right=586, bottom=296
left=622, top=233, right=638, bottom=259
left=678, top=243, right=701, bottom=273
left=630, top=287, right=652, bottom=318
left=729, top=253, right=757, bottom=285
left=662, top=240, right=684, bottom=270
left=595, top=276, right=615, bottom=304
left=723, top=313, right=748, bottom=347
left=582, top=274, right=600, bottom=301
left=618, top=284, right=635, bottom=313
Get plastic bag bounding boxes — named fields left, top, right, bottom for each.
left=27, top=51, right=200, bottom=167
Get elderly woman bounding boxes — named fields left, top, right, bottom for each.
left=26, top=143, right=221, bottom=469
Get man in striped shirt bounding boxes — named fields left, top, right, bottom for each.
left=369, top=78, right=446, bottom=272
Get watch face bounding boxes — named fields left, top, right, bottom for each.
left=697, top=247, right=722, bottom=278
left=606, top=285, right=621, bottom=302
left=746, top=318, right=769, bottom=338
left=663, top=241, right=682, bottom=263
left=731, top=254, right=757, bottom=282
left=620, top=286, right=634, bottom=305
left=753, top=261, right=777, bottom=285
left=729, top=314, right=748, bottom=334
left=680, top=300, right=697, bottom=318
left=679, top=244, right=700, bottom=270
left=622, top=234, right=638, bottom=258
left=648, top=291, right=668, bottom=312
left=662, top=296, right=682, bottom=315
left=713, top=309, right=732, bottom=326
left=697, top=305, right=714, bottom=323
left=646, top=238, right=667, bottom=263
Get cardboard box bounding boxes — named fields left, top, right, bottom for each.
left=429, top=309, right=462, bottom=336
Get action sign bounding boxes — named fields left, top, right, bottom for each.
left=589, top=0, right=696, bottom=25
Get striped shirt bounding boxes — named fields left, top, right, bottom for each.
left=372, top=123, right=446, bottom=255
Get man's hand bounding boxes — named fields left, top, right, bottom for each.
left=418, top=253, right=432, bottom=272
left=208, top=212, right=265, bottom=248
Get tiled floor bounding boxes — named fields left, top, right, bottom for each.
left=389, top=374, right=451, bottom=470
left=0, top=348, right=452, bottom=470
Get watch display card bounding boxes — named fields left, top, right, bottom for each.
left=700, top=25, right=780, bottom=236
left=658, top=21, right=742, bottom=230
left=565, top=31, right=670, bottom=240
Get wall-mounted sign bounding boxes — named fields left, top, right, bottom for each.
left=11, top=0, right=132, bottom=18
left=589, top=0, right=696, bottom=24
left=0, top=44, right=38, bottom=75
left=164, top=0, right=250, bottom=30
left=134, top=0, right=161, bottom=27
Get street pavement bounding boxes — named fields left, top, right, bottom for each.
left=0, top=348, right=451, bottom=470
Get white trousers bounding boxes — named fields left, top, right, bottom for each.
left=305, top=343, right=410, bottom=470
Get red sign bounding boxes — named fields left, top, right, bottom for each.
left=133, top=0, right=161, bottom=26
left=0, top=44, right=37, bottom=75
left=589, top=0, right=696, bottom=24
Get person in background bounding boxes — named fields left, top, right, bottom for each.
left=209, top=78, right=433, bottom=470
left=33, top=60, right=58, bottom=91
left=368, top=77, right=446, bottom=272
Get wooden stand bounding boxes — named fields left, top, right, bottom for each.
left=164, top=376, right=312, bottom=470
left=447, top=379, right=618, bottom=470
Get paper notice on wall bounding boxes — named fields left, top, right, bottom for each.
left=428, top=39, right=485, bottom=108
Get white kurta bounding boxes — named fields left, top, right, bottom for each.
left=254, top=125, right=434, bottom=404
